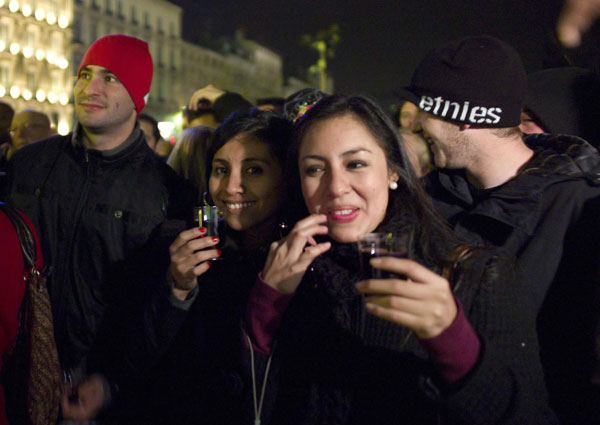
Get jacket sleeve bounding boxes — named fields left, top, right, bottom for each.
left=442, top=252, right=559, bottom=424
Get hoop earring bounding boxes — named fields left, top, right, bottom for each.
left=389, top=181, right=398, bottom=190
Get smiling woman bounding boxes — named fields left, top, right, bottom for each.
left=168, top=109, right=293, bottom=296
left=241, top=94, right=557, bottom=424
left=110, top=109, right=295, bottom=424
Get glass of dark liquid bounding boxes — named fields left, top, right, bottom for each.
left=193, top=206, right=226, bottom=258
left=358, top=233, right=408, bottom=279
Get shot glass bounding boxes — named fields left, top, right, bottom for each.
left=193, top=206, right=226, bottom=256
left=357, top=233, right=408, bottom=279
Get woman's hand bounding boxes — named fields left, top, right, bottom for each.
left=168, top=227, right=220, bottom=298
left=355, top=257, right=457, bottom=338
left=262, top=214, right=331, bottom=294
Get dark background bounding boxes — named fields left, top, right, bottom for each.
left=169, top=0, right=600, bottom=109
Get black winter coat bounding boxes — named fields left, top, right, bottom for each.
left=254, top=239, right=556, bottom=425
left=5, top=126, right=196, bottom=371
left=424, top=133, right=600, bottom=424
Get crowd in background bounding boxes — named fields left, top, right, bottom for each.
left=1, top=2, right=600, bottom=424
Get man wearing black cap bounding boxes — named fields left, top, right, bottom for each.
left=404, top=35, right=600, bottom=424
left=4, top=34, right=195, bottom=421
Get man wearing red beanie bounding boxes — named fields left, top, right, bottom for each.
left=3, top=34, right=195, bottom=420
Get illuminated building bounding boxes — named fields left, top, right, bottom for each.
left=0, top=0, right=73, bottom=134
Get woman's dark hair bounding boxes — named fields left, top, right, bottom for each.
left=204, top=108, right=294, bottom=201
left=286, top=94, right=460, bottom=268
left=167, top=126, right=214, bottom=195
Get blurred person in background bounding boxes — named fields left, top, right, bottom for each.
left=256, top=97, right=285, bottom=115
left=139, top=113, right=172, bottom=160
left=9, top=109, right=55, bottom=152
left=398, top=100, right=418, bottom=130
left=184, top=84, right=252, bottom=129
left=0, top=102, right=14, bottom=147
left=392, top=99, right=433, bottom=178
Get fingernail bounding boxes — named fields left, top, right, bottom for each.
left=212, top=236, right=219, bottom=243
left=206, top=261, right=211, bottom=268
left=199, top=227, right=206, bottom=233
left=216, top=249, right=221, bottom=256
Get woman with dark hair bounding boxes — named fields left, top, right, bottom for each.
left=243, top=95, right=556, bottom=424
left=112, top=109, right=296, bottom=423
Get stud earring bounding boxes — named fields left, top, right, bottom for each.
left=389, top=181, right=398, bottom=190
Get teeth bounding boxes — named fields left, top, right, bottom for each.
left=332, top=209, right=353, bottom=216
left=226, top=202, right=254, bottom=209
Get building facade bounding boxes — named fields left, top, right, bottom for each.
left=1, top=0, right=326, bottom=134
left=0, top=0, right=73, bottom=134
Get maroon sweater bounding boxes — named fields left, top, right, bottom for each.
left=246, top=274, right=480, bottom=385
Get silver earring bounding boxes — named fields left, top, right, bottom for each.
left=389, top=181, right=398, bottom=190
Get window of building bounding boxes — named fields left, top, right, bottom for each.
left=105, top=0, right=112, bottom=15
left=131, top=5, right=137, bottom=24
left=117, top=0, right=123, bottom=19
left=27, top=71, right=35, bottom=91
left=0, top=65, right=9, bottom=88
left=89, top=22, right=97, bottom=43
left=144, top=11, right=150, bottom=29
left=51, top=73, right=61, bottom=92
left=169, top=22, right=174, bottom=37
left=158, top=44, right=163, bottom=66
left=51, top=32, right=62, bottom=52
left=0, top=22, right=9, bottom=43
left=27, top=29, right=35, bottom=49
left=72, top=14, right=82, bottom=41
left=157, top=17, right=163, bottom=34
left=158, top=75, right=164, bottom=101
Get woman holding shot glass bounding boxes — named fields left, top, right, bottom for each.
left=107, top=109, right=295, bottom=423
left=243, top=95, right=556, bottom=424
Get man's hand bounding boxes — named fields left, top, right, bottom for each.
left=61, top=374, right=106, bottom=421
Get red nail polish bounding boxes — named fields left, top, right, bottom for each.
left=206, top=261, right=211, bottom=268
left=216, top=249, right=221, bottom=256
left=212, top=237, right=218, bottom=243
left=199, top=227, right=206, bottom=233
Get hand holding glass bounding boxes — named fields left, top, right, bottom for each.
left=358, top=233, right=408, bottom=279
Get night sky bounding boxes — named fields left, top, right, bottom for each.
left=168, top=0, right=599, bottom=109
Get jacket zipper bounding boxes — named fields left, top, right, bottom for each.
left=56, top=148, right=92, bottom=369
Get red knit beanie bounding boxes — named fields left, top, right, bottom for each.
left=78, top=34, right=153, bottom=116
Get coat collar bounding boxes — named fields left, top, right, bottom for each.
left=431, top=133, right=600, bottom=235
left=71, top=122, right=144, bottom=160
